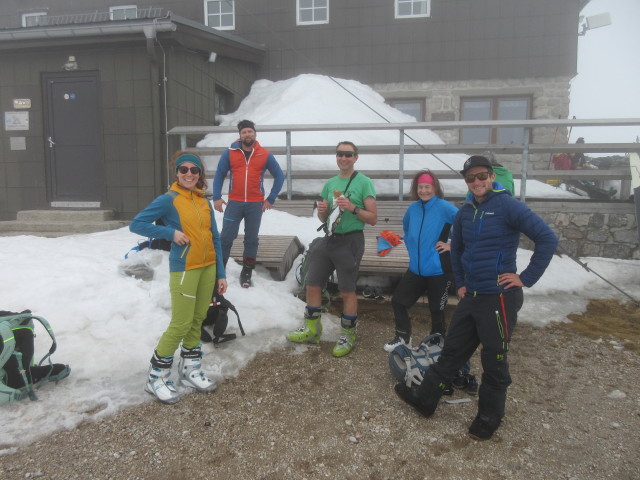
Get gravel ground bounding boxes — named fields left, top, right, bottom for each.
left=1, top=301, right=639, bottom=480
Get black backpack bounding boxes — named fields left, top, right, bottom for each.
left=294, top=237, right=337, bottom=307
left=201, top=294, right=245, bottom=344
left=0, top=310, right=70, bottom=403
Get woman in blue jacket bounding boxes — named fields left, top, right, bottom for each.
left=384, top=170, right=458, bottom=352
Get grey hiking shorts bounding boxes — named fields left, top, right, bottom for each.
left=305, top=231, right=365, bottom=293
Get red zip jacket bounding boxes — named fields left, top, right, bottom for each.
left=212, top=140, right=284, bottom=204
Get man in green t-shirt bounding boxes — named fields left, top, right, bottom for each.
left=287, top=141, right=377, bottom=357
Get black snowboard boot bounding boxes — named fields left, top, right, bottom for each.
left=240, top=257, right=256, bottom=288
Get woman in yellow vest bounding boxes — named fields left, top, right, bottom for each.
left=130, top=151, right=227, bottom=404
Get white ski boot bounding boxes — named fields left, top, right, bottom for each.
left=145, top=353, right=180, bottom=404
left=178, top=345, right=217, bottom=393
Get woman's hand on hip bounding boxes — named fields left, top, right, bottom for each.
left=173, top=230, right=190, bottom=245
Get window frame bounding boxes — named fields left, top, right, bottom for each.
left=395, top=0, right=431, bottom=19
left=204, top=0, right=236, bottom=31
left=460, top=96, right=532, bottom=145
left=109, top=5, right=138, bottom=20
left=21, top=12, right=47, bottom=27
left=388, top=98, right=425, bottom=122
left=296, top=0, right=330, bottom=26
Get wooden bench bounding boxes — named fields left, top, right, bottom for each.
left=359, top=234, right=409, bottom=276
left=274, top=199, right=410, bottom=276
left=229, top=235, right=304, bottom=281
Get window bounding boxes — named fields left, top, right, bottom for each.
left=389, top=99, right=424, bottom=121
left=460, top=97, right=530, bottom=144
left=22, top=12, right=47, bottom=27
left=205, top=0, right=235, bottom=30
left=110, top=5, right=138, bottom=20
left=215, top=86, right=234, bottom=118
left=297, top=0, right=329, bottom=25
left=395, top=0, right=431, bottom=19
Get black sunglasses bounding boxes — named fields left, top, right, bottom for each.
left=464, top=171, right=491, bottom=183
left=336, top=151, right=355, bottom=158
left=177, top=166, right=201, bottom=175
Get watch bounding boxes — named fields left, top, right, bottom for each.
left=353, top=207, right=360, bottom=215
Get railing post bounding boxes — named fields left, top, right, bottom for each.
left=399, top=129, right=405, bottom=200
left=520, top=129, right=529, bottom=203
left=286, top=130, right=292, bottom=200
left=180, top=134, right=186, bottom=150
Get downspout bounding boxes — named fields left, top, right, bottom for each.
left=143, top=19, right=170, bottom=194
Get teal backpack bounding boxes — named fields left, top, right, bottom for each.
left=0, top=310, right=70, bottom=404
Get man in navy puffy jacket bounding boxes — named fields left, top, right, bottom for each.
left=395, top=155, right=558, bottom=441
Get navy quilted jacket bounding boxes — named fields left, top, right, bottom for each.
left=450, top=187, right=557, bottom=295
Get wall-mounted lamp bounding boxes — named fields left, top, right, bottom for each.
left=62, top=55, right=78, bottom=71
left=579, top=12, right=612, bottom=36
left=208, top=52, right=217, bottom=63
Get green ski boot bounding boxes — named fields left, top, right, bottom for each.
left=286, top=310, right=322, bottom=344
left=332, top=326, right=356, bottom=357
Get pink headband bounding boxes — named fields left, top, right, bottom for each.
left=417, top=174, right=434, bottom=185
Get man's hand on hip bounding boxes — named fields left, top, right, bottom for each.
left=213, top=199, right=226, bottom=213
left=262, top=200, right=273, bottom=212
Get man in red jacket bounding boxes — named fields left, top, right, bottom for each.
left=212, top=120, right=285, bottom=287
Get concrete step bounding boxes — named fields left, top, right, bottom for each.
left=0, top=220, right=129, bottom=236
left=0, top=209, right=129, bottom=237
left=17, top=209, right=117, bottom=222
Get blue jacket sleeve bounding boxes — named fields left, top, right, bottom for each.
left=129, top=194, right=176, bottom=241
left=506, top=199, right=558, bottom=287
left=210, top=207, right=226, bottom=279
left=450, top=209, right=465, bottom=288
left=265, top=154, right=285, bottom=205
left=212, top=150, right=231, bottom=201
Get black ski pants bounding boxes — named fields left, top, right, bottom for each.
left=391, top=270, right=452, bottom=337
left=418, top=289, right=524, bottom=422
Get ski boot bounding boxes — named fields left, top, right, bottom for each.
left=145, top=352, right=180, bottom=404
left=332, top=315, right=357, bottom=357
left=178, top=344, right=217, bottom=393
left=240, top=257, right=255, bottom=288
left=286, top=308, right=322, bottom=344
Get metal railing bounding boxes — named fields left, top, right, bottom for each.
left=168, top=118, right=640, bottom=202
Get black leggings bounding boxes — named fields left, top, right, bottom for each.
left=391, top=270, right=452, bottom=338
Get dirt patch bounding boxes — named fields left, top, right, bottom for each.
left=1, top=299, right=639, bottom=480
left=562, top=298, right=640, bottom=352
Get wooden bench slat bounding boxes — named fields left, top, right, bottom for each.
left=229, top=235, right=304, bottom=280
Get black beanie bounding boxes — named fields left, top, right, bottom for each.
left=237, top=120, right=256, bottom=133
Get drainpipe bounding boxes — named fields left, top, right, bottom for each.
left=142, top=22, right=157, bottom=61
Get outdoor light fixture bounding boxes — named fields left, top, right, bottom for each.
left=579, top=12, right=612, bottom=36
left=62, top=55, right=78, bottom=71
left=208, top=52, right=217, bottom=63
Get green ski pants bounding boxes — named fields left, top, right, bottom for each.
left=156, top=264, right=217, bottom=358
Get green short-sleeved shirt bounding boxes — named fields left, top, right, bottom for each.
left=321, top=173, right=376, bottom=234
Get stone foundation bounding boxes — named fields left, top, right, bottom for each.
left=522, top=202, right=639, bottom=260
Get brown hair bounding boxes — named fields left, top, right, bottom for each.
left=410, top=169, right=444, bottom=200
left=170, top=150, right=207, bottom=191
left=335, top=141, right=358, bottom=156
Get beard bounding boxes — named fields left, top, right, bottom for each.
left=242, top=138, right=255, bottom=148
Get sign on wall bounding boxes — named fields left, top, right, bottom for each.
left=4, top=111, right=29, bottom=131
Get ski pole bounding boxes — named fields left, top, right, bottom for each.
left=556, top=245, right=640, bottom=307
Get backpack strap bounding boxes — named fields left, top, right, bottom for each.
left=0, top=321, right=16, bottom=372
left=321, top=171, right=359, bottom=236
